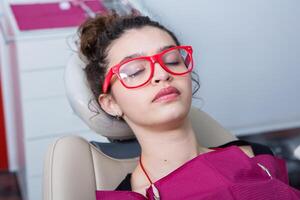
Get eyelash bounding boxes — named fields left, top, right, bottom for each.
left=129, top=68, right=145, bottom=77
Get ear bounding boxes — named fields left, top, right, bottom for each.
left=98, top=93, right=122, bottom=116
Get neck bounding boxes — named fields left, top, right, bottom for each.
left=133, top=117, right=204, bottom=183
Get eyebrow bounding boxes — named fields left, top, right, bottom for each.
left=118, top=44, right=176, bottom=63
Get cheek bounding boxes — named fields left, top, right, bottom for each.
left=179, top=74, right=193, bottom=94
left=186, top=74, right=192, bottom=87
left=179, top=75, right=193, bottom=105
left=187, top=75, right=193, bottom=89
left=111, top=85, right=147, bottom=113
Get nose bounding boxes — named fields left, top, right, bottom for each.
left=150, top=62, right=173, bottom=85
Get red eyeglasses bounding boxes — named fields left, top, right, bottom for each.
left=102, top=45, right=194, bottom=93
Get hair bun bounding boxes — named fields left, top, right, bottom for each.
left=78, top=12, right=118, bottom=62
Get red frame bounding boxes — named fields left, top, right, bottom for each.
left=102, top=45, right=194, bottom=93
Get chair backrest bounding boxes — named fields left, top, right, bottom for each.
left=43, top=54, right=237, bottom=200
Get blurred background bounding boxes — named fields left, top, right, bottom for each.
left=0, top=0, right=299, bottom=199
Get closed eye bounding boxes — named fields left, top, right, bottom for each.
left=128, top=68, right=145, bottom=77
left=165, top=61, right=180, bottom=66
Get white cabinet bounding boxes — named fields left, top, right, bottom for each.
left=0, top=4, right=108, bottom=200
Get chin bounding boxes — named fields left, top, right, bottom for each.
left=158, top=105, right=189, bottom=122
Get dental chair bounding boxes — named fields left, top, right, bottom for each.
left=42, top=54, right=238, bottom=200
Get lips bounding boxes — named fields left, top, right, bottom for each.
left=152, top=86, right=181, bottom=102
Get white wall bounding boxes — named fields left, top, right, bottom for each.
left=143, top=0, right=300, bottom=135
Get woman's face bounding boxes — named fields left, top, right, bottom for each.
left=99, top=26, right=193, bottom=130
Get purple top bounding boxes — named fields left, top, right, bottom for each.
left=96, top=145, right=300, bottom=200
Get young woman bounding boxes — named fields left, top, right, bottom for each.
left=78, top=12, right=300, bottom=200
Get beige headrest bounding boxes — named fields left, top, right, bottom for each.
left=64, top=54, right=134, bottom=140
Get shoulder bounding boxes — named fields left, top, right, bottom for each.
left=214, top=139, right=274, bottom=157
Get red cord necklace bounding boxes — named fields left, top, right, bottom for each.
left=139, top=154, right=160, bottom=199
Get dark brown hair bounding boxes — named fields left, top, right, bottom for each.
left=77, top=12, right=200, bottom=117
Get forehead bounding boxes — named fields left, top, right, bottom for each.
left=106, top=26, right=177, bottom=67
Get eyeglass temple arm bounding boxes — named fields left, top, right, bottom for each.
left=102, top=69, right=114, bottom=93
